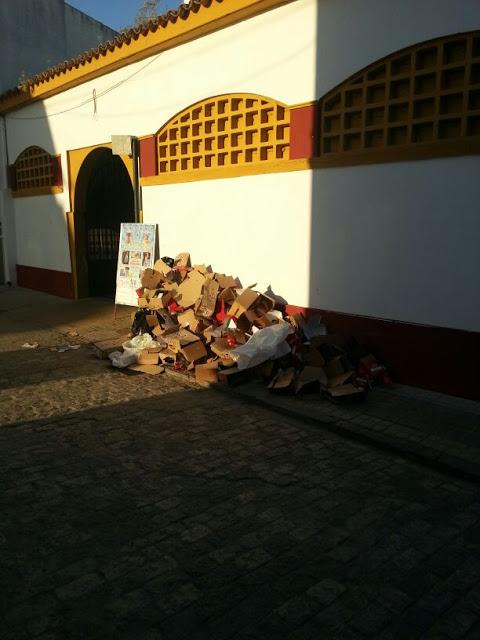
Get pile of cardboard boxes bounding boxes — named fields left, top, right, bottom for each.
left=100, top=252, right=389, bottom=401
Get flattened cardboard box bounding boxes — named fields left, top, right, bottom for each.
left=173, top=270, right=206, bottom=308
left=181, top=340, right=207, bottom=363
left=128, top=364, right=164, bottom=375
left=137, top=350, right=160, bottom=365
left=196, top=279, right=219, bottom=318
left=215, top=274, right=237, bottom=289
left=163, top=328, right=199, bottom=353
left=195, top=361, right=219, bottom=384
left=141, top=268, right=163, bottom=290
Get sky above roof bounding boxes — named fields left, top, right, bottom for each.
left=68, top=0, right=179, bottom=32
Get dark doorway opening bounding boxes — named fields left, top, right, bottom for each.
left=74, top=147, right=134, bottom=298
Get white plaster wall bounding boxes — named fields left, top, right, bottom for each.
left=14, top=193, right=71, bottom=272
left=142, top=170, right=312, bottom=307
left=2, top=0, right=479, bottom=330
left=142, top=154, right=480, bottom=333
left=7, top=0, right=480, bottom=157
left=309, top=156, right=480, bottom=332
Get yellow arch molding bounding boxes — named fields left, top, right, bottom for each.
left=156, top=93, right=290, bottom=174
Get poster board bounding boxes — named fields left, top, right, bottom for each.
left=115, top=223, right=156, bottom=306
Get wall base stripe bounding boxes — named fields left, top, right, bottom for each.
left=16, top=265, right=74, bottom=299
left=286, top=305, right=479, bottom=401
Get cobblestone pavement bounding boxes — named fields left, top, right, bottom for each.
left=1, top=288, right=480, bottom=639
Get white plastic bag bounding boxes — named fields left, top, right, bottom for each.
left=109, top=333, right=156, bottom=368
left=230, top=322, right=293, bottom=370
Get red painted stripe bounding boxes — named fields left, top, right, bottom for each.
left=16, top=265, right=74, bottom=299
left=286, top=305, right=480, bottom=401
left=289, top=104, right=318, bottom=160
left=139, top=136, right=157, bottom=177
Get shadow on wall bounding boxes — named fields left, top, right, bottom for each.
left=309, top=9, right=480, bottom=400
left=2, top=104, right=134, bottom=300
left=2, top=101, right=67, bottom=296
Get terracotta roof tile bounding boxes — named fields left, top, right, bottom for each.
left=0, top=0, right=223, bottom=101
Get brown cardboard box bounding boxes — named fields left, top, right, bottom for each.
left=154, top=259, right=173, bottom=277
left=145, top=314, right=159, bottom=329
left=215, top=274, right=237, bottom=289
left=158, top=348, right=177, bottom=364
left=196, top=279, right=219, bottom=318
left=138, top=297, right=149, bottom=308
left=218, top=287, right=236, bottom=303
left=229, top=288, right=260, bottom=317
left=193, top=264, right=210, bottom=275
left=148, top=297, right=164, bottom=310
left=210, top=337, right=236, bottom=359
left=195, top=361, right=219, bottom=384
left=174, top=270, right=206, bottom=308
left=163, top=328, right=199, bottom=353
left=174, top=252, right=191, bottom=269
left=141, top=268, right=163, bottom=289
left=328, top=371, right=354, bottom=388
left=268, top=368, right=296, bottom=392
left=295, top=366, right=328, bottom=393
left=181, top=340, right=207, bottom=363
left=325, top=355, right=345, bottom=378
left=137, top=350, right=160, bottom=365
left=128, top=364, right=164, bottom=375
left=328, top=383, right=365, bottom=399
left=303, top=345, right=326, bottom=367
left=177, top=309, right=200, bottom=331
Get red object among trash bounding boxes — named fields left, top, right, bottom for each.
left=215, top=299, right=234, bottom=325
left=226, top=334, right=236, bottom=348
left=168, top=301, right=184, bottom=314
left=357, top=356, right=392, bottom=386
left=136, top=288, right=143, bottom=298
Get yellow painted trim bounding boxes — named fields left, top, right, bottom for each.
left=66, top=211, right=78, bottom=299
left=141, top=158, right=311, bottom=186
left=0, top=0, right=294, bottom=114
left=67, top=142, right=134, bottom=213
left=290, top=100, right=317, bottom=110
left=12, top=185, right=63, bottom=198
left=140, top=137, right=480, bottom=186
left=67, top=142, right=134, bottom=300
left=309, top=138, right=480, bottom=168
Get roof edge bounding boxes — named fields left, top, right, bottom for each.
left=0, top=0, right=293, bottom=115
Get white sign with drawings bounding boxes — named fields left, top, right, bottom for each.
left=115, top=223, right=156, bottom=306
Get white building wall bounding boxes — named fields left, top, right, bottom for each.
left=3, top=0, right=480, bottom=331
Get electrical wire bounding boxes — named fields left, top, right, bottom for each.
left=6, top=51, right=162, bottom=121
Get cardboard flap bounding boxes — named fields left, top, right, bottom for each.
left=215, top=274, right=238, bottom=289
left=181, top=340, right=207, bottom=363
left=174, top=270, right=206, bottom=308
left=196, top=279, right=220, bottom=318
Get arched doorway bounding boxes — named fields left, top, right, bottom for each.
left=73, top=147, right=134, bottom=297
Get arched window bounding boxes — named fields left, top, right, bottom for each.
left=319, top=31, right=480, bottom=157
left=156, top=94, right=290, bottom=174
left=9, top=146, right=63, bottom=196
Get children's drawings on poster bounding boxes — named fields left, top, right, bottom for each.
left=115, top=223, right=156, bottom=306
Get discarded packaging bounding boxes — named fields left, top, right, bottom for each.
left=102, top=250, right=388, bottom=402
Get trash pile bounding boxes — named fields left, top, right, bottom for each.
left=98, top=252, right=390, bottom=402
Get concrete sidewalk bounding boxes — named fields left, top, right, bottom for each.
left=222, top=379, right=480, bottom=482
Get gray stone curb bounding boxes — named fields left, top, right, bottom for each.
left=163, top=368, right=479, bottom=484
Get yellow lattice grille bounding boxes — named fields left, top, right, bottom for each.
left=157, top=94, right=290, bottom=173
left=15, top=146, right=55, bottom=190
left=320, top=32, right=480, bottom=154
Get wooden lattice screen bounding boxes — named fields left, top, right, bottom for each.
left=14, top=146, right=56, bottom=190
left=156, top=94, right=290, bottom=174
left=320, top=32, right=480, bottom=155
